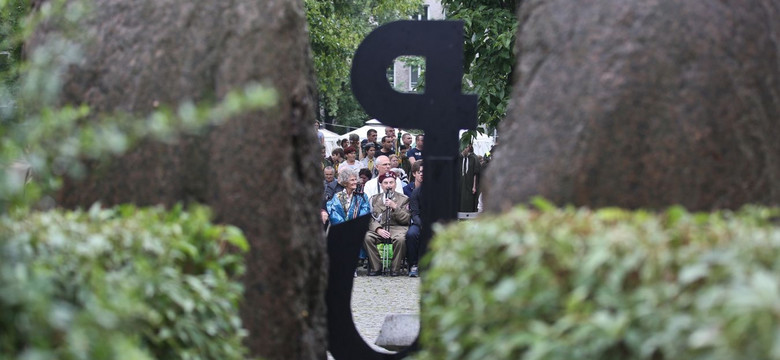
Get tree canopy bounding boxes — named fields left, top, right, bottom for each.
left=305, top=0, right=422, bottom=132
left=442, top=0, right=517, bottom=129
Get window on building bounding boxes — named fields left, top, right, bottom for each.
left=410, top=65, right=420, bottom=89
left=413, top=4, right=429, bottom=20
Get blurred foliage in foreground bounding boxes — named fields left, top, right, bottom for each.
left=0, top=2, right=273, bottom=358
left=418, top=199, right=780, bottom=360
left=0, top=204, right=250, bottom=360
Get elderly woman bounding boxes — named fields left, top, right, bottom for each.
left=322, top=168, right=370, bottom=225
left=323, top=168, right=370, bottom=277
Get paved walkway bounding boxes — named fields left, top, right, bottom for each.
left=328, top=274, right=421, bottom=358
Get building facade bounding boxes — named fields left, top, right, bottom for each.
left=390, top=0, right=445, bottom=93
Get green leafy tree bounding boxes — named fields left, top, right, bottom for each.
left=443, top=0, right=517, bottom=130
left=0, top=0, right=28, bottom=120
left=305, top=0, right=422, bottom=132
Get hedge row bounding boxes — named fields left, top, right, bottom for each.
left=417, top=200, right=780, bottom=360
left=0, top=204, right=250, bottom=360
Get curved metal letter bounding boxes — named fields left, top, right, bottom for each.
left=327, top=20, right=478, bottom=359
left=326, top=215, right=415, bottom=359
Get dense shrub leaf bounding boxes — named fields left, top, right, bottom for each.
left=418, top=204, right=780, bottom=360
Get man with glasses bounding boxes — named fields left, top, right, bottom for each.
left=363, top=155, right=404, bottom=201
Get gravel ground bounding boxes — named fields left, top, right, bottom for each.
left=328, top=272, right=421, bottom=358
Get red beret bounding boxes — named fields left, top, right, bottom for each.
left=378, top=171, right=396, bottom=183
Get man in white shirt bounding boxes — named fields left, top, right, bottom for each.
left=364, top=155, right=404, bottom=201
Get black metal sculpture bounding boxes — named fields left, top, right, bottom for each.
left=326, top=20, right=478, bottom=359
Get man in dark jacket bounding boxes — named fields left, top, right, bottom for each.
left=458, top=143, right=480, bottom=212
left=323, top=166, right=343, bottom=203
left=403, top=161, right=422, bottom=197
left=405, top=163, right=423, bottom=277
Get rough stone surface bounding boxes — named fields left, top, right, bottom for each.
left=485, top=0, right=780, bottom=212
left=374, top=314, right=420, bottom=351
left=28, top=1, right=325, bottom=359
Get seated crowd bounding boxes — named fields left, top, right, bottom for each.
left=319, top=124, right=485, bottom=278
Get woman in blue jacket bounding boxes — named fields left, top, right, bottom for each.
left=325, top=168, right=370, bottom=224
left=324, top=168, right=370, bottom=277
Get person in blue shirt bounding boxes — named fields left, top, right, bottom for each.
left=407, top=134, right=423, bottom=165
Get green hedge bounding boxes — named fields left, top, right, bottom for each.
left=0, top=204, right=250, bottom=360
left=417, top=200, right=780, bottom=360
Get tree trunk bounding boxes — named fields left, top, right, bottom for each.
left=485, top=0, right=780, bottom=212
left=30, top=0, right=327, bottom=359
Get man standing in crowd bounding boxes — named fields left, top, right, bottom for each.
left=361, top=129, right=379, bottom=152
left=407, top=134, right=423, bottom=165
left=348, top=133, right=363, bottom=159
left=320, top=145, right=332, bottom=170
left=398, top=144, right=411, bottom=179
left=405, top=161, right=423, bottom=277
left=364, top=171, right=410, bottom=276
left=385, top=126, right=397, bottom=149
left=458, top=143, right=480, bottom=212
left=378, top=136, right=395, bottom=158
left=401, top=133, right=413, bottom=150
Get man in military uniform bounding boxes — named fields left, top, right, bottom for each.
left=364, top=171, right=410, bottom=276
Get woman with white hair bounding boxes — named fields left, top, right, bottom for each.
left=323, top=168, right=370, bottom=277
left=323, top=168, right=370, bottom=225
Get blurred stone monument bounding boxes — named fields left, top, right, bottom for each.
left=28, top=1, right=326, bottom=359
left=485, top=0, right=779, bottom=212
